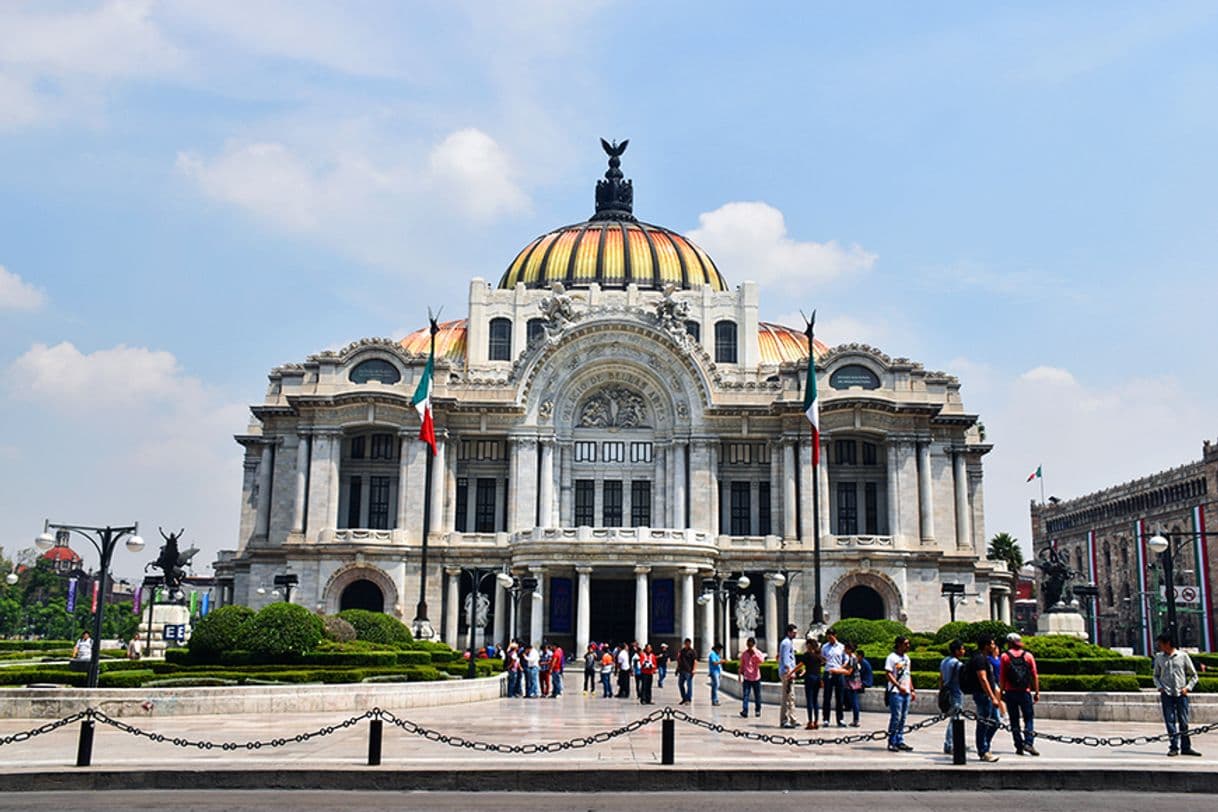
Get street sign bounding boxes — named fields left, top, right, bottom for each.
left=162, top=623, right=187, bottom=642
left=1159, top=585, right=1201, bottom=605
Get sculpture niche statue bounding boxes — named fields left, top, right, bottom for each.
left=146, top=527, right=200, bottom=596
left=1035, top=546, right=1079, bottom=611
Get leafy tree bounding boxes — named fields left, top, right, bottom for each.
left=988, top=532, right=1024, bottom=573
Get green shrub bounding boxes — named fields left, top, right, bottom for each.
left=0, top=640, right=73, bottom=652
left=829, top=618, right=912, bottom=647
left=960, top=620, right=1016, bottom=644
left=321, top=615, right=357, bottom=643
left=0, top=667, right=86, bottom=686
left=144, top=677, right=239, bottom=687
left=337, top=609, right=413, bottom=646
left=407, top=639, right=454, bottom=654
left=1192, top=653, right=1218, bottom=669
left=1037, top=674, right=1140, bottom=692
left=98, top=669, right=155, bottom=688
left=188, top=605, right=255, bottom=661
left=396, top=650, right=432, bottom=666
left=1020, top=635, right=1119, bottom=659
left=934, top=621, right=970, bottom=645
left=429, top=649, right=459, bottom=664
left=237, top=603, right=324, bottom=658
left=164, top=647, right=197, bottom=665
left=441, top=659, right=502, bottom=678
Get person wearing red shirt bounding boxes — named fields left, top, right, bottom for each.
left=738, top=637, right=765, bottom=718
left=999, top=633, right=1040, bottom=756
left=550, top=644, right=565, bottom=698
left=638, top=643, right=657, bottom=704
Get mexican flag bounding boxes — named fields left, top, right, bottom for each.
left=412, top=341, right=437, bottom=456
left=803, top=351, right=820, bottom=466
left=1026, top=465, right=1042, bottom=483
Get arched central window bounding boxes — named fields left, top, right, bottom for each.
left=570, top=386, right=655, bottom=528
left=714, top=320, right=738, bottom=364
left=829, top=436, right=887, bottom=535
left=488, top=317, right=512, bottom=361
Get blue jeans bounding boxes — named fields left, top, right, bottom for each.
left=1003, top=690, right=1034, bottom=751
left=973, top=692, right=998, bottom=755
left=601, top=671, right=612, bottom=697
left=551, top=671, right=563, bottom=697
left=678, top=671, right=693, bottom=702
left=822, top=673, right=844, bottom=723
left=887, top=690, right=910, bottom=746
left=803, top=676, right=821, bottom=722
left=658, top=664, right=667, bottom=687
left=943, top=688, right=964, bottom=750
left=508, top=669, right=522, bottom=697
left=709, top=670, right=721, bottom=704
left=526, top=666, right=540, bottom=697
left=845, top=687, right=861, bottom=724
left=742, top=679, right=762, bottom=714
left=1160, top=693, right=1192, bottom=752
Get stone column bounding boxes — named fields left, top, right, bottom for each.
left=654, top=445, right=667, bottom=528
left=783, top=440, right=797, bottom=539
left=635, top=566, right=650, bottom=644
left=529, top=568, right=545, bottom=645
left=538, top=439, right=555, bottom=528
left=953, top=450, right=971, bottom=551
left=559, top=443, right=574, bottom=527
left=510, top=438, right=539, bottom=533
left=428, top=436, right=446, bottom=539
left=506, top=438, right=519, bottom=532
left=445, top=568, right=461, bottom=648
left=254, top=443, right=274, bottom=537
left=764, top=575, right=779, bottom=657
left=917, top=441, right=935, bottom=544
left=305, top=432, right=334, bottom=539
left=493, top=579, right=506, bottom=645
left=700, top=581, right=715, bottom=654
left=292, top=434, right=309, bottom=534
left=576, top=566, right=592, bottom=655
left=327, top=433, right=341, bottom=530
left=672, top=441, right=687, bottom=529
left=886, top=440, right=900, bottom=538
left=708, top=442, right=720, bottom=536
left=818, top=443, right=831, bottom=537
left=681, top=568, right=697, bottom=645
left=395, top=436, right=411, bottom=530
left=798, top=439, right=815, bottom=540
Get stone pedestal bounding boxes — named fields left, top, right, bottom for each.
left=137, top=604, right=192, bottom=658
left=1037, top=607, right=1088, bottom=640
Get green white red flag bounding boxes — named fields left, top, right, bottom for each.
left=411, top=343, right=437, bottom=456
left=1026, top=465, right=1042, bottom=483
left=803, top=350, right=820, bottom=466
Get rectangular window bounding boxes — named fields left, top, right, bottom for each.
left=368, top=476, right=391, bottom=529
left=346, top=476, right=362, bottom=528
left=455, top=478, right=468, bottom=533
left=488, top=318, right=512, bottom=361
left=685, top=321, right=701, bottom=342
left=630, top=442, right=653, bottom=463
left=631, top=480, right=652, bottom=527
left=758, top=481, right=771, bottom=536
left=602, top=480, right=623, bottom=526
left=475, top=478, right=497, bottom=533
left=864, top=482, right=878, bottom=535
left=730, top=481, right=751, bottom=536
left=370, top=433, right=395, bottom=460
left=862, top=442, right=877, bottom=466
left=349, top=436, right=366, bottom=460
left=835, top=440, right=856, bottom=465
left=575, top=479, right=595, bottom=526
left=602, top=441, right=625, bottom=463
left=574, top=441, right=597, bottom=463
left=837, top=482, right=858, bottom=535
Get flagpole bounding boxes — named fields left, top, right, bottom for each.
left=805, top=312, right=824, bottom=626
left=1040, top=471, right=1045, bottom=506
left=413, top=313, right=440, bottom=640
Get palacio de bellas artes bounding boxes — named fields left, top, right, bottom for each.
left=215, top=140, right=1011, bottom=655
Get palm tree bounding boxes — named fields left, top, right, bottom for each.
left=988, top=532, right=1024, bottom=573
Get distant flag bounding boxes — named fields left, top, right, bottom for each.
left=802, top=316, right=820, bottom=466
left=189, top=591, right=199, bottom=615
left=1026, top=465, right=1042, bottom=483
left=411, top=335, right=437, bottom=456
left=66, top=577, right=78, bottom=613
left=134, top=587, right=142, bottom=615
left=201, top=593, right=211, bottom=617
left=91, top=581, right=99, bottom=614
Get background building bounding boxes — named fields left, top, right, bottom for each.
left=215, top=143, right=1010, bottom=653
left=1030, top=439, right=1217, bottom=654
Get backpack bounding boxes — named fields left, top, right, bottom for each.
left=1006, top=651, right=1032, bottom=691
left=959, top=656, right=980, bottom=695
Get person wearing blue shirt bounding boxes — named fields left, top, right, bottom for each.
left=707, top=643, right=724, bottom=706
left=778, top=623, right=799, bottom=729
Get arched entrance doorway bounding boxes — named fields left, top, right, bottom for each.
left=840, top=585, right=885, bottom=620
left=340, top=579, right=385, bottom=612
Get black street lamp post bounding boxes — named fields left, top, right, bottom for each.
left=1148, top=530, right=1216, bottom=643
left=461, top=569, right=515, bottom=679
left=140, top=575, right=163, bottom=658
left=940, top=582, right=979, bottom=623
left=36, top=521, right=143, bottom=689
left=699, top=572, right=751, bottom=658
left=273, top=573, right=299, bottom=604
left=499, top=574, right=539, bottom=643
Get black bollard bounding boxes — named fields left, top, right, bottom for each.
left=75, top=719, right=95, bottom=767
left=951, top=717, right=966, bottom=765
left=367, top=718, right=383, bottom=766
left=661, top=718, right=674, bottom=765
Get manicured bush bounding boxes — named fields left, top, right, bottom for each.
left=441, top=659, right=503, bottom=677
left=407, top=639, right=455, bottom=654
left=396, top=650, right=432, bottom=666
left=933, top=621, right=970, bottom=645
left=164, top=647, right=197, bottom=665
left=188, top=605, right=255, bottom=661
left=0, top=667, right=86, bottom=686
left=960, top=620, right=1016, bottom=644
left=321, top=615, right=357, bottom=643
left=98, top=669, right=155, bottom=688
left=429, top=649, right=459, bottom=664
left=337, top=609, right=413, bottom=646
left=1036, top=674, right=1140, bottom=692
left=829, top=618, right=912, bottom=647
left=237, top=603, right=324, bottom=658
left=144, top=677, right=239, bottom=687
left=0, top=640, right=73, bottom=652
left=1020, top=635, right=1119, bottom=659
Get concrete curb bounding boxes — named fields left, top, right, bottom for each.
left=2, top=768, right=1214, bottom=793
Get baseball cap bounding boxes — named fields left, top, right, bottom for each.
left=1006, top=633, right=1022, bottom=643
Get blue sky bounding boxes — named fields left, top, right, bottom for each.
left=2, top=1, right=1216, bottom=579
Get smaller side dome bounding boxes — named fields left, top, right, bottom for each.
left=400, top=319, right=467, bottom=362
left=758, top=322, right=830, bottom=364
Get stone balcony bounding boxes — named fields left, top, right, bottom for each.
left=832, top=534, right=895, bottom=548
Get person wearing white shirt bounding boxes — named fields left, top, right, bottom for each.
left=820, top=628, right=847, bottom=727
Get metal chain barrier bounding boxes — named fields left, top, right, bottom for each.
left=0, top=710, right=90, bottom=747
left=378, top=706, right=666, bottom=754
left=669, top=707, right=948, bottom=748
left=87, top=707, right=376, bottom=751
left=958, top=709, right=1218, bottom=748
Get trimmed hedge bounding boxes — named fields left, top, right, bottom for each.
left=441, top=659, right=501, bottom=678
left=0, top=667, right=85, bottom=686
left=0, top=640, right=73, bottom=652
left=828, top=618, right=912, bottom=647
left=188, top=605, right=255, bottom=660
left=933, top=622, right=969, bottom=645
left=237, top=603, right=324, bottom=658
left=337, top=609, right=413, bottom=646
left=98, top=669, right=156, bottom=688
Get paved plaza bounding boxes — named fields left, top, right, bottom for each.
left=1, top=682, right=1214, bottom=777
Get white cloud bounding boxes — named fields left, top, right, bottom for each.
left=429, top=128, right=530, bottom=221
left=0, top=266, right=47, bottom=311
left=12, top=342, right=188, bottom=409
left=928, top=261, right=1074, bottom=300
left=687, top=202, right=876, bottom=293
left=1019, top=365, right=1077, bottom=386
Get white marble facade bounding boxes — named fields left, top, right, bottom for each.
left=215, top=153, right=1011, bottom=652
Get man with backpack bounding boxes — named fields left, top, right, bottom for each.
left=999, top=633, right=1039, bottom=756
left=965, top=634, right=1005, bottom=762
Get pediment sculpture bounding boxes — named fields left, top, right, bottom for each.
left=578, top=386, right=649, bottom=429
